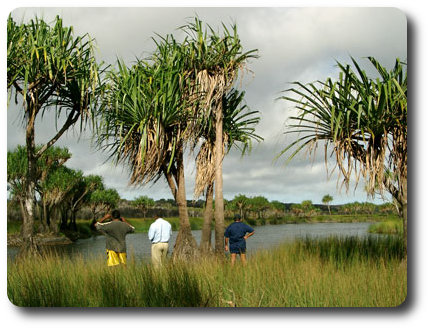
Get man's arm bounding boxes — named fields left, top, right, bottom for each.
left=148, top=224, right=154, bottom=242
left=244, top=231, right=254, bottom=240
left=225, top=237, right=229, bottom=251
left=120, top=217, right=135, bottom=232
left=97, top=213, right=111, bottom=224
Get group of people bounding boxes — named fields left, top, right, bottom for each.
left=95, top=210, right=255, bottom=267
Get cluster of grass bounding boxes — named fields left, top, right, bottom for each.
left=8, top=235, right=406, bottom=307
left=295, top=235, right=405, bottom=268
left=368, top=219, right=403, bottom=235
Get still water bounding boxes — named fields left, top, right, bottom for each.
left=8, top=222, right=373, bottom=262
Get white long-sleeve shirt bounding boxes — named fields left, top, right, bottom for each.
left=148, top=218, right=172, bottom=243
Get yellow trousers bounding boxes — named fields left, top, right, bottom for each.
left=106, top=249, right=127, bottom=266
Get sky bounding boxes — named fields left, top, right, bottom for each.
left=6, top=6, right=407, bottom=205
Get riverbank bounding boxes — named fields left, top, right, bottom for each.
left=7, top=233, right=73, bottom=247
left=7, top=235, right=406, bottom=307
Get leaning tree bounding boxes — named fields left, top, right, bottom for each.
left=7, top=15, right=104, bottom=254
left=278, top=57, right=407, bottom=251
left=96, top=55, right=199, bottom=259
left=322, top=194, right=334, bottom=215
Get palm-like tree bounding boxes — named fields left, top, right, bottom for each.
left=195, top=90, right=262, bottom=253
left=97, top=18, right=258, bottom=258
left=132, top=196, right=155, bottom=220
left=322, top=194, right=334, bottom=215
left=181, top=18, right=259, bottom=254
left=278, top=57, right=407, bottom=251
left=7, top=15, right=104, bottom=254
left=96, top=54, right=199, bottom=259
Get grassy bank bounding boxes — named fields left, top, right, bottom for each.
left=7, top=235, right=406, bottom=307
left=368, top=218, right=403, bottom=235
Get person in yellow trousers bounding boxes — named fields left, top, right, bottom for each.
left=95, top=210, right=135, bottom=267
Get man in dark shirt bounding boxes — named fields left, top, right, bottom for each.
left=224, top=214, right=255, bottom=266
left=95, top=210, right=135, bottom=266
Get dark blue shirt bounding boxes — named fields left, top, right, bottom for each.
left=224, top=222, right=254, bottom=249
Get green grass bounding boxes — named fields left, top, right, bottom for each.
left=8, top=236, right=406, bottom=307
left=369, top=219, right=403, bottom=235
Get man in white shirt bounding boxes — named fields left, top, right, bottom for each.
left=148, top=217, right=172, bottom=267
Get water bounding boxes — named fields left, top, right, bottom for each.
left=7, top=222, right=373, bottom=261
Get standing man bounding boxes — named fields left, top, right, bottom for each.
left=95, top=210, right=135, bottom=267
left=148, top=217, right=172, bottom=267
left=224, top=214, right=255, bottom=266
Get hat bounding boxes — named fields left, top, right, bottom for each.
left=234, top=214, right=242, bottom=221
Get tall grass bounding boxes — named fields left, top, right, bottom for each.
left=7, top=236, right=406, bottom=307
left=369, top=220, right=403, bottom=235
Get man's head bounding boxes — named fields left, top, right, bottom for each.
left=111, top=209, right=121, bottom=220
left=234, top=214, right=242, bottom=222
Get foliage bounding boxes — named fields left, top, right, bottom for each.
left=290, top=200, right=319, bottom=217
left=131, top=196, right=155, bottom=219
left=7, top=15, right=103, bottom=120
left=7, top=145, right=71, bottom=201
left=278, top=57, right=407, bottom=199
left=322, top=194, right=333, bottom=205
left=368, top=219, right=403, bottom=235
left=88, top=188, right=120, bottom=220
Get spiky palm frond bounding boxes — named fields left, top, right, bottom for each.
left=278, top=57, right=407, bottom=198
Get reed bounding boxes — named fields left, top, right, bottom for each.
left=7, top=236, right=406, bottom=307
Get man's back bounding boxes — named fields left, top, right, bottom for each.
left=148, top=218, right=172, bottom=243
left=225, top=222, right=254, bottom=244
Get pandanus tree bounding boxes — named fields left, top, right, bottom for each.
left=278, top=57, right=407, bottom=251
left=39, top=166, right=82, bottom=233
left=194, top=89, right=262, bottom=253
left=97, top=18, right=258, bottom=258
left=96, top=56, right=199, bottom=259
left=132, top=196, right=155, bottom=220
left=7, top=145, right=71, bottom=232
left=322, top=194, right=333, bottom=215
left=7, top=15, right=104, bottom=254
left=88, top=188, right=120, bottom=223
left=61, top=173, right=103, bottom=231
left=181, top=19, right=259, bottom=254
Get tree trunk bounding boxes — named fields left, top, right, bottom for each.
left=171, top=147, right=198, bottom=260
left=42, top=199, right=49, bottom=232
left=200, top=182, right=214, bottom=254
left=214, top=102, right=225, bottom=255
left=400, top=174, right=407, bottom=256
left=19, top=105, right=39, bottom=256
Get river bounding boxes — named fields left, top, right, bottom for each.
left=7, top=222, right=374, bottom=261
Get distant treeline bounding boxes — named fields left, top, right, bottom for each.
left=7, top=197, right=399, bottom=223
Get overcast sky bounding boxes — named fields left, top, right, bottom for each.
left=6, top=7, right=407, bottom=204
